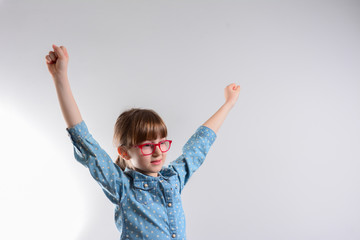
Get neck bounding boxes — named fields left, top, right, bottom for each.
left=135, top=168, right=158, bottom=177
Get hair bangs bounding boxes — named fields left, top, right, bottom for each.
left=130, top=110, right=167, bottom=145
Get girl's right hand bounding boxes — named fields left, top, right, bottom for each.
left=224, top=83, right=241, bottom=107
left=45, top=44, right=69, bottom=80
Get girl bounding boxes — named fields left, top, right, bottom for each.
left=45, top=44, right=240, bottom=240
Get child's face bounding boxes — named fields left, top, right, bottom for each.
left=127, top=137, right=168, bottom=177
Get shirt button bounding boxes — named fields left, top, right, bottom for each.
left=168, top=203, right=172, bottom=207
left=144, top=183, right=148, bottom=188
left=172, top=234, right=176, bottom=238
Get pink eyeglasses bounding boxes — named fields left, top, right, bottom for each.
left=135, top=140, right=173, bottom=156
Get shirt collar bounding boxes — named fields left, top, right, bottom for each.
left=124, top=167, right=177, bottom=181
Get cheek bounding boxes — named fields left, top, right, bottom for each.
left=128, top=150, right=144, bottom=165
left=132, top=155, right=150, bottom=166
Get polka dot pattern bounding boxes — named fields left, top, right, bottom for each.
left=168, top=125, right=217, bottom=193
left=67, top=121, right=216, bottom=239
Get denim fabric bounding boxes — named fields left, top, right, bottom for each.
left=67, top=121, right=216, bottom=240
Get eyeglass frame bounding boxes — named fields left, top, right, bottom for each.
left=133, top=140, right=173, bottom=156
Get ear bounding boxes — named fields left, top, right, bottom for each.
left=117, top=146, right=131, bottom=160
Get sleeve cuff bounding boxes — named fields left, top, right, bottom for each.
left=197, top=125, right=217, bottom=144
left=66, top=120, right=90, bottom=140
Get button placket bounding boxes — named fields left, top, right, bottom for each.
left=161, top=180, right=178, bottom=239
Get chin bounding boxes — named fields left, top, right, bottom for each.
left=154, top=164, right=163, bottom=170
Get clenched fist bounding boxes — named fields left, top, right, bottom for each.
left=45, top=44, right=69, bottom=80
left=224, top=83, right=241, bottom=107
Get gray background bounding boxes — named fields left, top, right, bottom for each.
left=1, top=0, right=359, bottom=239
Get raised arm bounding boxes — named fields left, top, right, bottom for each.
left=45, top=44, right=82, bottom=128
left=202, top=83, right=241, bottom=134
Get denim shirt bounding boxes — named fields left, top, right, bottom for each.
left=67, top=121, right=216, bottom=240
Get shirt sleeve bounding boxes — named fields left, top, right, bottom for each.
left=66, top=121, right=124, bottom=204
left=168, top=125, right=217, bottom=193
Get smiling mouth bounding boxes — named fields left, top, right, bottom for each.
left=151, top=159, right=162, bottom=165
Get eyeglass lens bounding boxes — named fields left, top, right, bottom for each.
left=141, top=141, right=171, bottom=155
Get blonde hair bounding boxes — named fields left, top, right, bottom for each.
left=113, top=108, right=167, bottom=171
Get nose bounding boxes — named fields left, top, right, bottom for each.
left=152, top=145, right=162, bottom=155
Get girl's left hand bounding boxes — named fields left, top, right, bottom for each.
left=224, top=83, right=241, bottom=107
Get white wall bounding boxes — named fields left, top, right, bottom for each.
left=1, top=0, right=359, bottom=239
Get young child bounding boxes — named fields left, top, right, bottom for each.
left=45, top=44, right=240, bottom=240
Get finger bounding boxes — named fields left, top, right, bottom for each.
left=227, top=83, right=236, bottom=90
left=45, top=55, right=53, bottom=63
left=60, top=46, right=69, bottom=58
left=226, top=83, right=233, bottom=90
left=52, top=44, right=65, bottom=59
left=49, top=51, right=57, bottom=61
left=45, top=55, right=50, bottom=64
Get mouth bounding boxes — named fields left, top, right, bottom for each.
left=151, top=159, right=162, bottom=165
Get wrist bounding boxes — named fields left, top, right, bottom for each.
left=53, top=74, right=69, bottom=85
left=224, top=100, right=235, bottom=109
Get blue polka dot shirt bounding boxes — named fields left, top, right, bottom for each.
left=67, top=121, right=216, bottom=240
